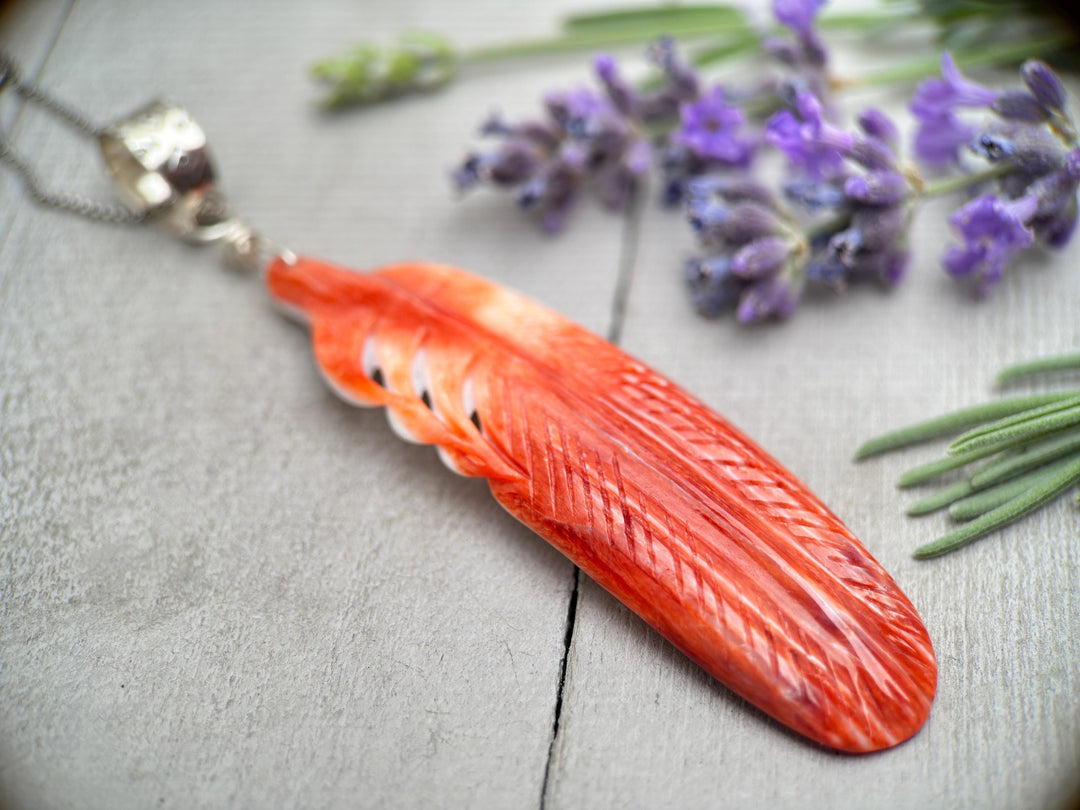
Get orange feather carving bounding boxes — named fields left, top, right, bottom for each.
left=267, top=255, right=937, bottom=753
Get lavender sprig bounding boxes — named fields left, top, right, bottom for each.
left=452, top=40, right=704, bottom=232
left=685, top=47, right=1080, bottom=320
left=450, top=0, right=1080, bottom=323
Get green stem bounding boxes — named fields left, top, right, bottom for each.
left=461, top=21, right=751, bottom=64
left=564, top=4, right=918, bottom=34
left=462, top=3, right=931, bottom=68
left=851, top=32, right=1074, bottom=88
left=563, top=5, right=746, bottom=33
left=918, top=164, right=1012, bottom=199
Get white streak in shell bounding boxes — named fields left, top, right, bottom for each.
left=437, top=446, right=468, bottom=476
left=386, top=408, right=422, bottom=444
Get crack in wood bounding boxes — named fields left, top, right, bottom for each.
left=538, top=566, right=579, bottom=810
left=538, top=185, right=645, bottom=809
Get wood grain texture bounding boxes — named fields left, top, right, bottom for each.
left=1, top=1, right=1078, bottom=808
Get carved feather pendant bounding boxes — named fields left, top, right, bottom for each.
left=266, top=255, right=937, bottom=753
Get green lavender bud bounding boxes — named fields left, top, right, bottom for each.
left=312, top=33, right=457, bottom=108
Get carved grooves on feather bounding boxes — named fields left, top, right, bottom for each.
left=508, top=423, right=901, bottom=746
left=479, top=343, right=935, bottom=738
left=269, top=258, right=934, bottom=750
left=429, top=337, right=921, bottom=747
left=603, top=366, right=935, bottom=695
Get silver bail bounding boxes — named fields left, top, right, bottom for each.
left=98, top=101, right=293, bottom=269
left=99, top=101, right=235, bottom=242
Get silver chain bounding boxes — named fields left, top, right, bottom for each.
left=0, top=52, right=147, bottom=225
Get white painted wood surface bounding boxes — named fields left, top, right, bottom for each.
left=1, top=2, right=1077, bottom=808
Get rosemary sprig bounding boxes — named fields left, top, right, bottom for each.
left=857, top=354, right=1080, bottom=557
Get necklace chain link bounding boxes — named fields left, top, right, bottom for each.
left=0, top=52, right=147, bottom=225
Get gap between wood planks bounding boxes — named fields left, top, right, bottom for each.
left=538, top=183, right=646, bottom=809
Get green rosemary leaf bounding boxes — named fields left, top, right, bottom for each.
left=906, top=478, right=974, bottom=516
left=853, top=392, right=1074, bottom=460
left=968, top=425, right=1080, bottom=489
left=897, top=443, right=1004, bottom=487
left=948, top=401, right=1080, bottom=456
left=914, top=455, right=1080, bottom=558
left=950, top=452, right=1080, bottom=521
left=947, top=393, right=1080, bottom=452
left=996, top=353, right=1080, bottom=386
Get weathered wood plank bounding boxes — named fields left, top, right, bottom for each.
left=3, top=1, right=1079, bottom=809
left=0, top=1, right=635, bottom=807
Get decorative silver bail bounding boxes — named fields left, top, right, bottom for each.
left=99, top=101, right=233, bottom=241
left=98, top=101, right=293, bottom=269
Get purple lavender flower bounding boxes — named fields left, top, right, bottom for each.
left=689, top=200, right=783, bottom=246
left=646, top=38, right=700, bottom=105
left=732, top=236, right=791, bottom=278
left=684, top=98, right=912, bottom=323
left=857, top=108, right=899, bottom=147
left=773, top=0, right=827, bottom=38
left=517, top=142, right=588, bottom=233
left=454, top=43, right=702, bottom=231
left=847, top=136, right=899, bottom=172
left=452, top=141, right=541, bottom=192
left=911, top=53, right=998, bottom=167
left=593, top=54, right=638, bottom=118
left=736, top=274, right=802, bottom=323
left=993, top=91, right=1051, bottom=123
left=546, top=86, right=612, bottom=138
left=680, top=176, right=807, bottom=321
left=685, top=255, right=741, bottom=317
left=766, top=91, right=854, bottom=179
left=918, top=57, right=1080, bottom=294
left=766, top=0, right=830, bottom=105
left=1021, top=60, right=1067, bottom=112
left=943, top=193, right=1038, bottom=292
left=912, top=53, right=998, bottom=118
left=828, top=204, right=911, bottom=286
left=1015, top=154, right=1080, bottom=247
left=674, top=86, right=755, bottom=165
left=913, top=111, right=976, bottom=168
left=783, top=177, right=845, bottom=210
left=843, top=171, right=909, bottom=206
